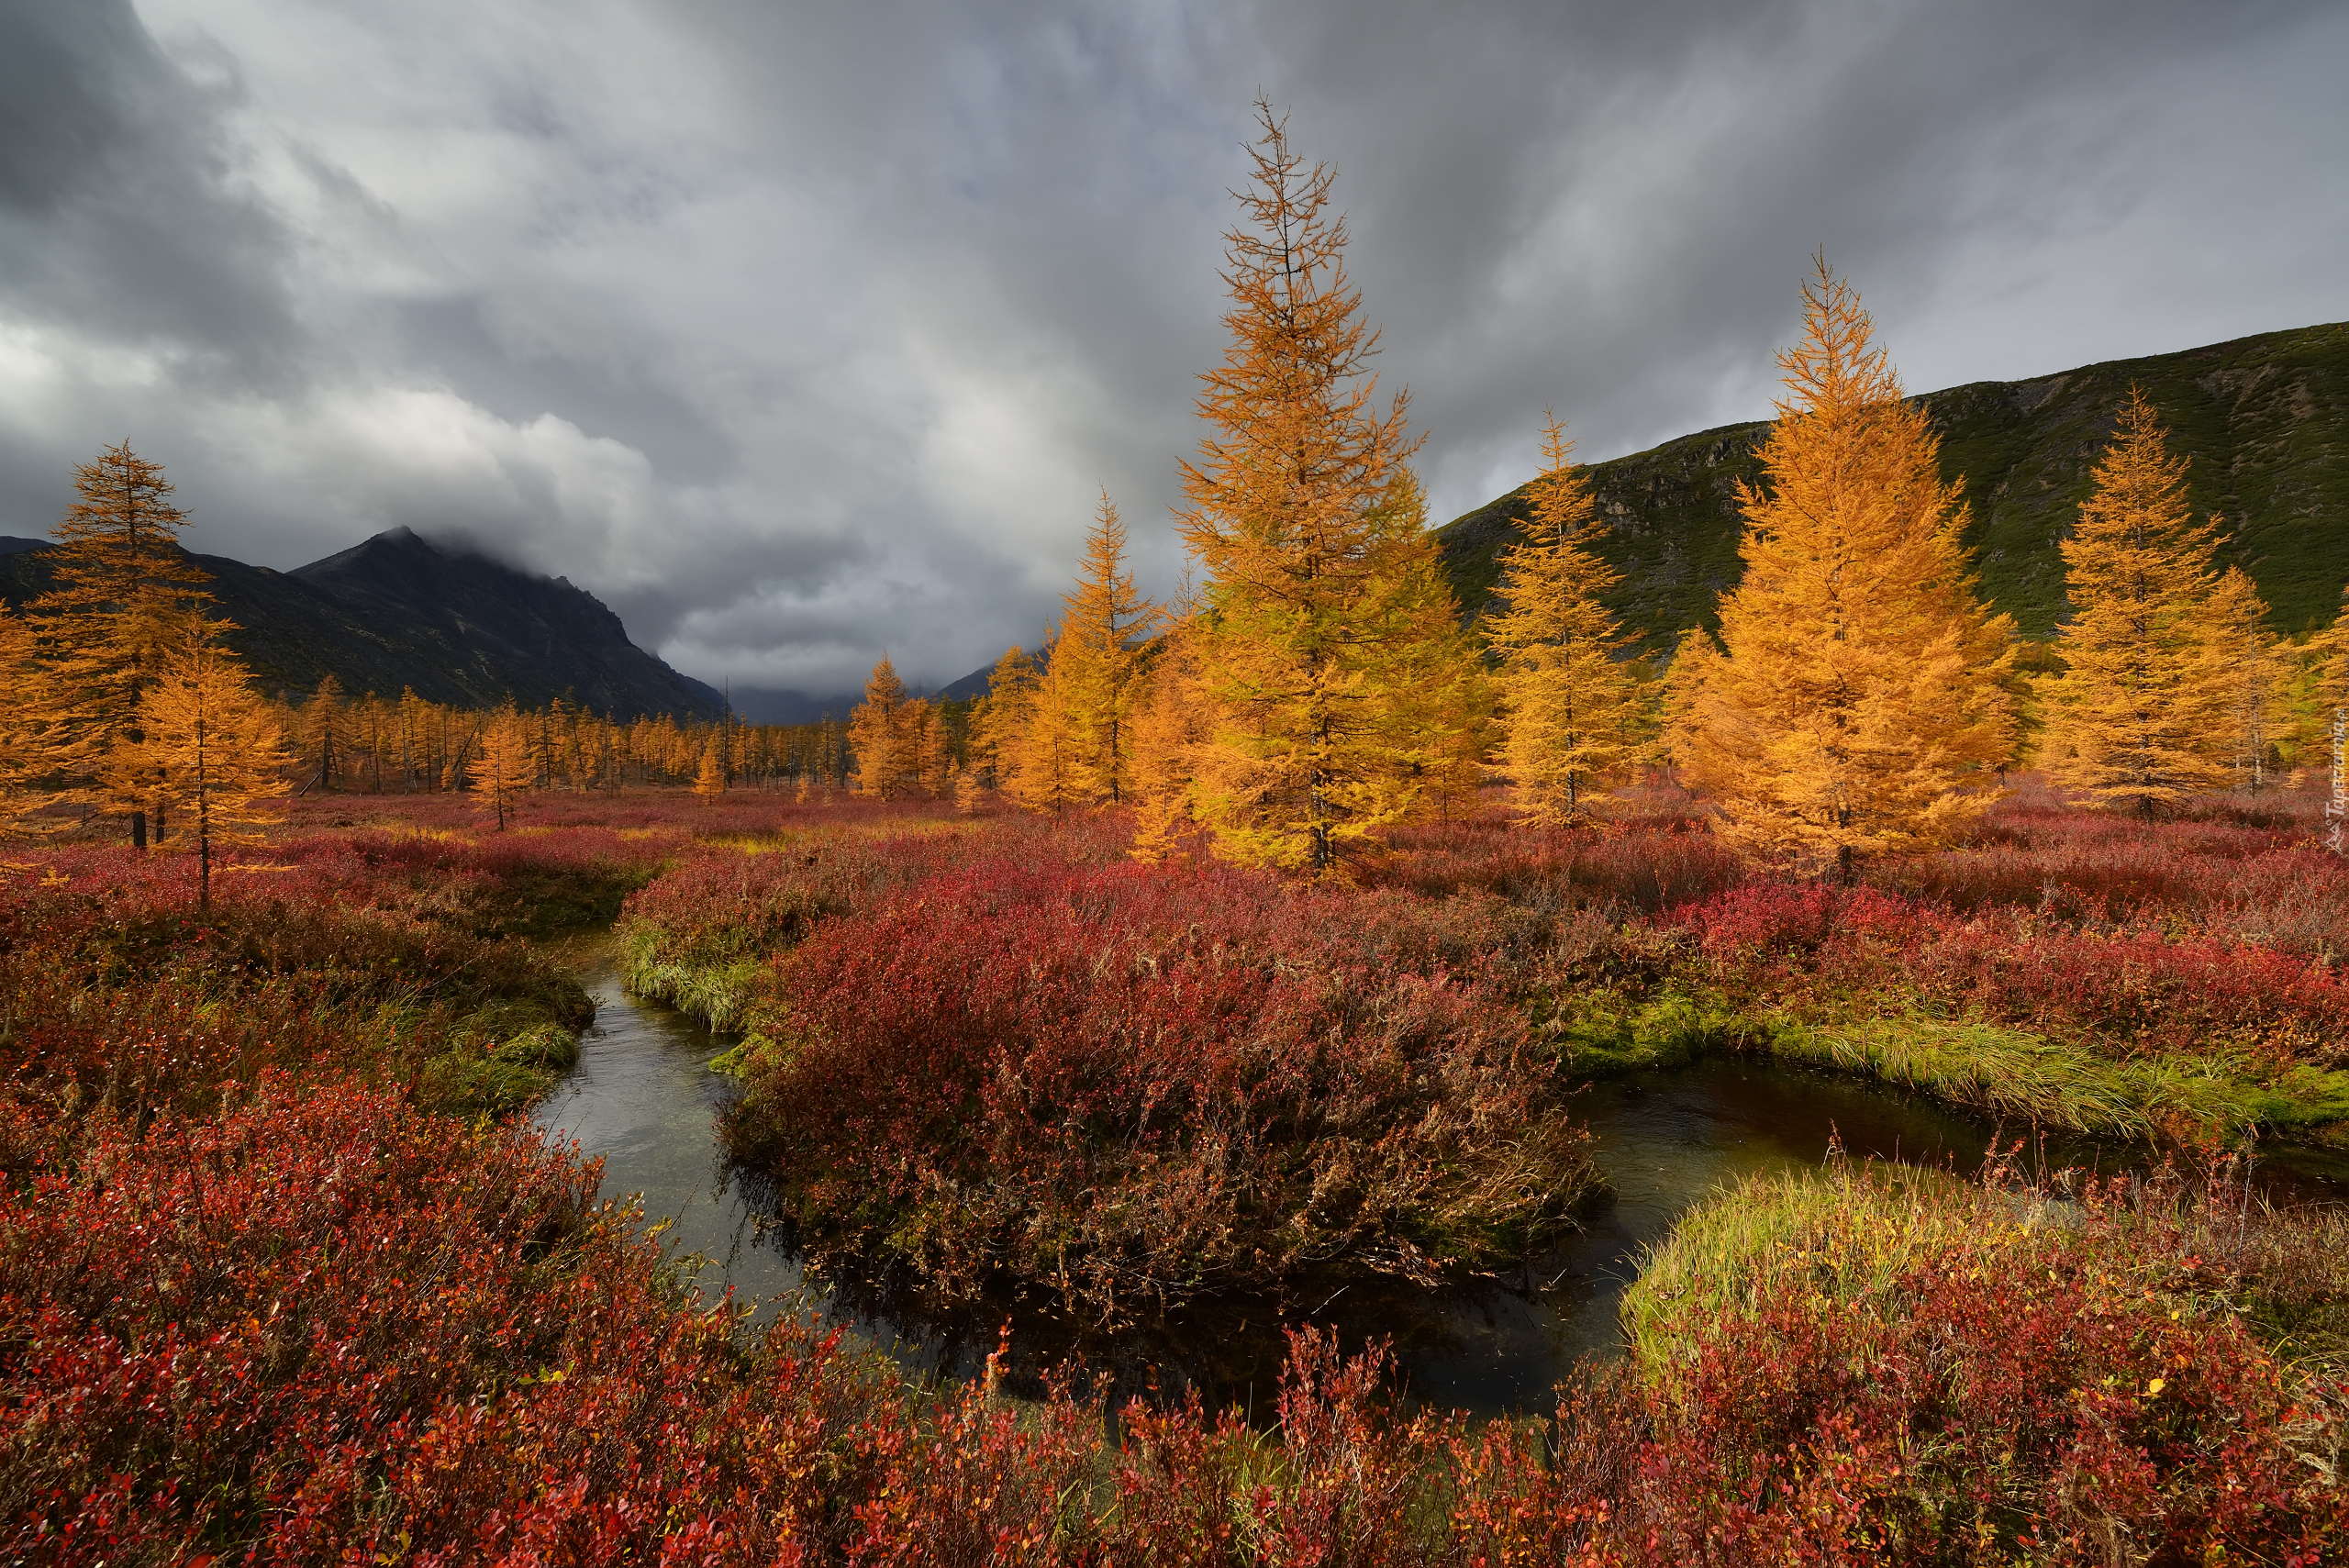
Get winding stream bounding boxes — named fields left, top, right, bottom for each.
left=534, top=966, right=2348, bottom=1418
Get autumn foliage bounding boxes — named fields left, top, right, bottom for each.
left=1671, top=260, right=2016, bottom=876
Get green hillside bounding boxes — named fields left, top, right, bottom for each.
left=1435, top=320, right=2349, bottom=651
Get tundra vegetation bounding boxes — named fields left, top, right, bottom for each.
left=2, top=102, right=2346, bottom=1562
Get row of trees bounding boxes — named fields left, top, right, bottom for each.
left=287, top=678, right=863, bottom=799
left=852, top=103, right=2349, bottom=879
left=0, top=449, right=922, bottom=873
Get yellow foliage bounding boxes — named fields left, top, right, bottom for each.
left=28, top=443, right=224, bottom=836
left=965, top=645, right=1037, bottom=795
left=847, top=655, right=921, bottom=800
left=1485, top=414, right=1642, bottom=825
left=0, top=606, right=62, bottom=835
left=693, top=734, right=727, bottom=799
left=1671, top=259, right=2015, bottom=875
left=1174, top=102, right=1465, bottom=873
left=468, top=704, right=537, bottom=830
left=1127, top=615, right=1208, bottom=862
left=1049, top=491, right=1164, bottom=805
left=132, top=630, right=291, bottom=906
left=2038, top=389, right=2235, bottom=814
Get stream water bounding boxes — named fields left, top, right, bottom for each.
left=533, top=966, right=2349, bottom=1419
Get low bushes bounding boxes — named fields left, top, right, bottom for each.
left=1608, top=1161, right=2349, bottom=1562
left=5, top=793, right=2344, bottom=1562
left=721, top=851, right=1598, bottom=1312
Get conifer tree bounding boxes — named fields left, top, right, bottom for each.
left=29, top=443, right=220, bottom=843
left=967, top=645, right=1038, bottom=794
left=907, top=698, right=946, bottom=796
left=1672, top=260, right=2016, bottom=876
left=303, top=674, right=351, bottom=793
left=952, top=761, right=983, bottom=816
left=1485, top=415, right=1642, bottom=825
left=693, top=734, right=727, bottom=799
left=0, top=606, right=61, bottom=833
left=2039, top=389, right=2233, bottom=815
left=1053, top=491, right=1164, bottom=804
left=848, top=655, right=919, bottom=799
left=134, top=630, right=291, bottom=907
left=2298, top=585, right=2349, bottom=766
left=1176, top=101, right=1462, bottom=873
left=1127, top=628, right=1207, bottom=862
left=1008, top=645, right=1083, bottom=816
left=468, top=704, right=537, bottom=829
left=2209, top=565, right=2283, bottom=793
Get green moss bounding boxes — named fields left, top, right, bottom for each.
left=1540, top=988, right=2349, bottom=1145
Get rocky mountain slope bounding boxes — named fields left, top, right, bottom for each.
left=0, top=526, right=726, bottom=719
left=1435, top=320, right=2349, bottom=651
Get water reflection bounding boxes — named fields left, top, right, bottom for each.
left=535, top=971, right=2344, bottom=1419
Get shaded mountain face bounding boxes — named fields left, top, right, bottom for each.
left=1437, top=320, right=2349, bottom=651
left=0, top=527, right=725, bottom=720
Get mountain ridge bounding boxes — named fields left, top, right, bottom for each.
left=0, top=526, right=727, bottom=720
left=1433, top=319, right=2349, bottom=653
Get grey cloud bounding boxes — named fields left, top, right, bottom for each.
left=0, top=0, right=296, bottom=372
left=0, top=0, right=2341, bottom=699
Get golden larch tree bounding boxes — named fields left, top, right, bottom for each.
left=693, top=733, right=728, bottom=799
left=1672, top=260, right=2016, bottom=877
left=0, top=605, right=63, bottom=834
left=134, top=630, right=292, bottom=907
left=1485, top=415, right=1642, bottom=825
left=30, top=443, right=222, bottom=844
left=906, top=698, right=945, bottom=796
left=2295, top=584, right=2349, bottom=769
left=964, top=645, right=1036, bottom=794
left=1127, top=610, right=1208, bottom=862
left=848, top=655, right=923, bottom=800
left=303, top=673, right=351, bottom=793
left=1176, top=101, right=1464, bottom=873
left=2208, top=565, right=2283, bottom=793
left=2038, top=389, right=2234, bottom=815
left=469, top=703, right=538, bottom=829
left=1052, top=491, right=1165, bottom=804
left=1008, top=640, right=1084, bottom=816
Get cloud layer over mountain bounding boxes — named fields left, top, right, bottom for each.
left=2, top=0, right=2343, bottom=697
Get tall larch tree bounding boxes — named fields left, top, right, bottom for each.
left=469, top=704, right=538, bottom=830
left=1485, top=415, right=1642, bottom=826
left=1008, top=643, right=1083, bottom=816
left=2038, top=389, right=2233, bottom=815
left=134, top=629, right=291, bottom=907
left=849, top=655, right=921, bottom=800
left=1053, top=491, right=1165, bottom=804
left=965, top=645, right=1037, bottom=794
left=303, top=674, right=351, bottom=793
left=1176, top=100, right=1463, bottom=873
left=1672, top=260, right=2016, bottom=878
left=30, top=443, right=220, bottom=845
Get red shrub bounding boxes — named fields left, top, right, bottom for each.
left=725, top=852, right=1593, bottom=1308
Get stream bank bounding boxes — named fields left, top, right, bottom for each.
left=534, top=965, right=2347, bottom=1417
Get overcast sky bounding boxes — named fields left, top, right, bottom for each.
left=2, top=0, right=2343, bottom=697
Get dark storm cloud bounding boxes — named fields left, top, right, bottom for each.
left=0, top=0, right=2341, bottom=697
left=0, top=0, right=295, bottom=367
